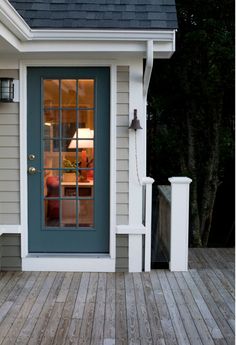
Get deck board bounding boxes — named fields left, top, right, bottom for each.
left=0, top=248, right=234, bottom=345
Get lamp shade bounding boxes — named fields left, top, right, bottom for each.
left=68, top=128, right=94, bottom=149
left=0, top=78, right=14, bottom=102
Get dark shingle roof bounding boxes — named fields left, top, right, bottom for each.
left=9, top=0, right=177, bottom=30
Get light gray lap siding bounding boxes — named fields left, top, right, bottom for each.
left=0, top=70, right=20, bottom=225
left=116, top=66, right=129, bottom=227
left=116, top=66, right=129, bottom=271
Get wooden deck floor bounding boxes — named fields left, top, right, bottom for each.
left=0, top=248, right=234, bottom=345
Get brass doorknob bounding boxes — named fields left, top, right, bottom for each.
left=28, top=166, right=38, bottom=175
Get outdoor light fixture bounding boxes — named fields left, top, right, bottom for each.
left=0, top=78, right=14, bottom=102
left=129, top=109, right=142, bottom=130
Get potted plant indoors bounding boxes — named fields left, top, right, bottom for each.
left=63, top=158, right=77, bottom=182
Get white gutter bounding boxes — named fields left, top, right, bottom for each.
left=143, top=40, right=154, bottom=99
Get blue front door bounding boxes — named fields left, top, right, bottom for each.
left=27, top=67, right=110, bottom=253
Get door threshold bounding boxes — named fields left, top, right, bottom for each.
left=22, top=255, right=115, bottom=272
left=27, top=253, right=110, bottom=258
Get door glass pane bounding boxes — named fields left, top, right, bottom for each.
left=79, top=110, right=94, bottom=132
left=44, top=80, right=59, bottom=107
left=62, top=110, right=76, bottom=138
left=61, top=80, right=76, bottom=107
left=62, top=199, right=76, bottom=227
left=78, top=200, right=94, bottom=227
left=78, top=80, right=94, bottom=108
left=44, top=110, right=59, bottom=138
left=43, top=78, right=95, bottom=229
left=44, top=173, right=60, bottom=227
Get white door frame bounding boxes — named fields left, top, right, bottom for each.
left=19, top=59, right=117, bottom=271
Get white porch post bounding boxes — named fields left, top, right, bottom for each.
left=168, top=177, right=192, bottom=271
left=142, top=177, right=154, bottom=271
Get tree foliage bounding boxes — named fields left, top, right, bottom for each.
left=147, top=0, right=234, bottom=246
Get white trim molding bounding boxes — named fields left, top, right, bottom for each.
left=0, top=225, right=21, bottom=235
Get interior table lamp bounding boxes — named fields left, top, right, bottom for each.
left=68, top=128, right=93, bottom=182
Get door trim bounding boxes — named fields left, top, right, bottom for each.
left=20, top=60, right=117, bottom=271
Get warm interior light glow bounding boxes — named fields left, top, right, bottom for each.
left=68, top=128, right=94, bottom=149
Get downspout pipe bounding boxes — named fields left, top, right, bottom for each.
left=143, top=40, right=154, bottom=100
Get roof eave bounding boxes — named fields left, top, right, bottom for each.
left=0, top=0, right=176, bottom=57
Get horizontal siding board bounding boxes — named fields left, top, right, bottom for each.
left=117, top=103, right=129, bottom=115
left=117, top=115, right=129, bottom=127
left=0, top=137, right=19, bottom=147
left=117, top=126, right=129, bottom=138
left=0, top=125, right=19, bottom=136
left=117, top=93, right=129, bottom=104
left=117, top=171, right=129, bottom=182
left=1, top=257, right=21, bottom=270
left=116, top=258, right=128, bottom=266
left=117, top=182, right=129, bottom=193
left=117, top=204, right=128, bottom=215
left=117, top=148, right=128, bottom=160
left=117, top=81, right=129, bottom=92
left=0, top=202, right=20, bottom=213
left=1, top=234, right=21, bottom=245
left=116, top=235, right=128, bottom=247
left=0, top=214, right=20, bottom=224
left=0, top=191, right=20, bottom=202
left=117, top=66, right=129, bottom=72
left=0, top=69, right=19, bottom=79
left=0, top=114, right=19, bottom=124
left=117, top=138, right=128, bottom=148
left=0, top=104, right=19, bottom=115
left=116, top=193, right=129, bottom=204
left=0, top=159, right=19, bottom=169
left=1, top=245, right=21, bottom=257
left=117, top=160, right=129, bottom=171
left=0, top=181, right=20, bottom=191
left=117, top=71, right=129, bottom=82
left=116, top=148, right=129, bottom=160
left=116, top=247, right=128, bottom=257
left=0, top=147, right=19, bottom=158
left=0, top=170, right=20, bottom=180
left=116, top=215, right=128, bottom=225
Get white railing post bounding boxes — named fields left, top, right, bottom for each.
left=168, top=177, right=192, bottom=271
left=142, top=177, right=154, bottom=272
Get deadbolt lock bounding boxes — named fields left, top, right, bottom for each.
left=28, top=166, right=39, bottom=175
left=28, top=154, right=36, bottom=161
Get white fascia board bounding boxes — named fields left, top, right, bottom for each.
left=18, top=40, right=175, bottom=58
